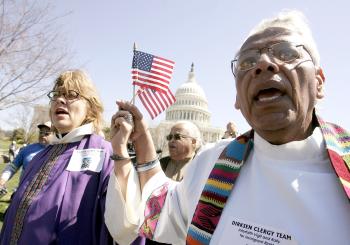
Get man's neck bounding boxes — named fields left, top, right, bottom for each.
left=256, top=114, right=317, bottom=145
left=171, top=155, right=194, bottom=164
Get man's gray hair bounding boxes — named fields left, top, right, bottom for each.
left=174, top=121, right=202, bottom=150
left=245, top=10, right=320, bottom=67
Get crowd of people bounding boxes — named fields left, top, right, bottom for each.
left=0, top=9, right=349, bottom=245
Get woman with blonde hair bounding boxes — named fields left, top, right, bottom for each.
left=0, top=70, right=144, bottom=245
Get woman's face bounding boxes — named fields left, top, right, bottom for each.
left=50, top=89, right=89, bottom=134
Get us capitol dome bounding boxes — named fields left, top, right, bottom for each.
left=150, top=63, right=226, bottom=155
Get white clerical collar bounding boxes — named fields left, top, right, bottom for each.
left=51, top=123, right=94, bottom=144
left=253, top=127, right=327, bottom=161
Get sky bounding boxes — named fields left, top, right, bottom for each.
left=1, top=0, right=349, bottom=133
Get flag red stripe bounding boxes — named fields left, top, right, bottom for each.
left=146, top=90, right=163, bottom=114
left=132, top=79, right=168, bottom=90
left=158, top=91, right=172, bottom=108
left=152, top=60, right=174, bottom=69
left=132, top=71, right=170, bottom=84
left=153, top=92, right=166, bottom=111
left=138, top=88, right=176, bottom=119
left=132, top=69, right=171, bottom=81
left=141, top=69, right=171, bottom=79
left=151, top=65, right=173, bottom=75
left=154, top=56, right=175, bottom=65
left=132, top=81, right=166, bottom=93
left=140, top=98, right=155, bottom=119
left=139, top=91, right=157, bottom=119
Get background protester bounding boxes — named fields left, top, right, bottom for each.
left=160, top=121, right=201, bottom=181
left=0, top=121, right=52, bottom=191
left=8, top=141, right=17, bottom=162
left=221, top=121, right=238, bottom=139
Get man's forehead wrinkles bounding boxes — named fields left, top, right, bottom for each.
left=240, top=28, right=300, bottom=52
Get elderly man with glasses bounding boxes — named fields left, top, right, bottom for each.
left=0, top=121, right=52, bottom=192
left=106, top=10, right=350, bottom=245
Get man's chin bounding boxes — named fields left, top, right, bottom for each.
left=251, top=114, right=293, bottom=131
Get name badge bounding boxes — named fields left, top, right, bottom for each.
left=220, top=218, right=298, bottom=245
left=67, top=149, right=105, bottom=172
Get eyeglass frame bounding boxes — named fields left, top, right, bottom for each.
left=47, top=90, right=84, bottom=102
left=166, top=133, right=194, bottom=141
left=230, top=41, right=313, bottom=77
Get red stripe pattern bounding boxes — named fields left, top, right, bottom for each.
left=132, top=51, right=175, bottom=93
left=138, top=88, right=176, bottom=119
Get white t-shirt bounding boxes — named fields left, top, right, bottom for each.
left=105, top=127, right=350, bottom=245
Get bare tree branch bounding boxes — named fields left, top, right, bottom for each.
left=0, top=0, right=72, bottom=110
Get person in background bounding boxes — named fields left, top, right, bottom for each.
left=105, top=10, right=350, bottom=245
left=146, top=121, right=201, bottom=245
left=8, top=141, right=17, bottom=162
left=0, top=70, right=144, bottom=245
left=221, top=121, right=238, bottom=139
left=0, top=121, right=52, bottom=190
left=160, top=121, right=202, bottom=181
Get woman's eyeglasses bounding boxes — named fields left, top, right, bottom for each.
left=166, top=133, right=193, bottom=141
left=47, top=90, right=82, bottom=101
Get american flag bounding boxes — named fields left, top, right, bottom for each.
left=138, top=88, right=176, bottom=119
left=132, top=50, right=175, bottom=92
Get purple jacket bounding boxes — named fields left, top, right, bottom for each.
left=0, top=134, right=144, bottom=245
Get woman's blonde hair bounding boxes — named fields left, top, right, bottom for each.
left=50, top=69, right=104, bottom=135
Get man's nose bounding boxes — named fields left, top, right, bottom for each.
left=252, top=53, right=279, bottom=76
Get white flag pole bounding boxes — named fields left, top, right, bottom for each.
left=132, top=42, right=138, bottom=105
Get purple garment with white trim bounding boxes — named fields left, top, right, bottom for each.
left=0, top=134, right=116, bottom=244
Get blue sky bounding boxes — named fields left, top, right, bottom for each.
left=1, top=0, right=349, bottom=133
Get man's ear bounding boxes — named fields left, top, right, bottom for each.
left=191, top=138, right=197, bottom=150
left=315, top=67, right=325, bottom=99
left=235, top=94, right=241, bottom=109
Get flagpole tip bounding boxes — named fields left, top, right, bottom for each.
left=133, top=42, right=137, bottom=51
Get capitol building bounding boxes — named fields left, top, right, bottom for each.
left=150, top=63, right=225, bottom=155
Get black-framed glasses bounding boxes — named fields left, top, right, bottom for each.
left=231, top=42, right=312, bottom=77
left=166, top=133, right=193, bottom=141
left=47, top=90, right=81, bottom=101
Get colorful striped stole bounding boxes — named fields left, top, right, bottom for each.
left=319, top=119, right=350, bottom=198
left=186, top=133, right=253, bottom=245
left=186, top=117, right=350, bottom=245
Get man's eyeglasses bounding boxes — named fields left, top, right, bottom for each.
left=166, top=133, right=193, bottom=141
left=231, top=42, right=312, bottom=77
left=47, top=90, right=82, bottom=101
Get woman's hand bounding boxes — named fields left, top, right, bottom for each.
left=112, top=100, right=159, bottom=189
left=110, top=108, right=134, bottom=158
left=114, top=100, right=148, bottom=142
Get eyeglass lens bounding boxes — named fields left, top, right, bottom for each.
left=232, top=42, right=302, bottom=75
left=166, top=134, right=182, bottom=141
left=47, top=90, right=79, bottom=101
